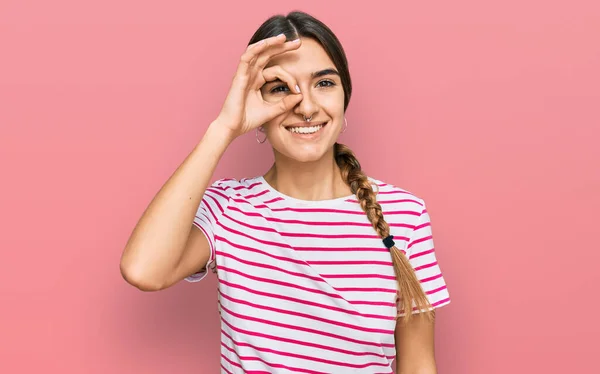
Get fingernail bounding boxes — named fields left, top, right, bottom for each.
left=292, top=38, right=301, bottom=43
left=277, top=33, right=285, bottom=38
left=295, top=85, right=301, bottom=93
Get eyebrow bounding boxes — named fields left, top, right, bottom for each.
left=312, top=68, right=340, bottom=78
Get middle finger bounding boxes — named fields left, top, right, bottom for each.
left=254, top=38, right=302, bottom=70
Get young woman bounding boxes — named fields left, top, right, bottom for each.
left=121, top=11, right=451, bottom=374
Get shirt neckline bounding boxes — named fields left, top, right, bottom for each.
left=255, top=176, right=357, bottom=208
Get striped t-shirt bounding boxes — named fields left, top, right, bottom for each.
left=185, top=176, right=451, bottom=373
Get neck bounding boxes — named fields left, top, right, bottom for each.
left=263, top=147, right=352, bottom=201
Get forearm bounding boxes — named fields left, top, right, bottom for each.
left=120, top=120, right=234, bottom=289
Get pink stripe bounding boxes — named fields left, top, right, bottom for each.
left=221, top=328, right=390, bottom=369
left=219, top=292, right=395, bottom=334
left=224, top=211, right=405, bottom=241
left=214, top=241, right=397, bottom=301
left=377, top=190, right=413, bottom=195
left=221, top=341, right=328, bottom=374
left=407, top=235, right=433, bottom=250
left=350, top=300, right=396, bottom=307
left=227, top=200, right=418, bottom=216
left=419, top=272, right=443, bottom=283
left=217, top=258, right=325, bottom=282
left=280, top=233, right=400, bottom=240
left=347, top=198, right=422, bottom=205
left=431, top=297, right=450, bottom=306
left=232, top=181, right=262, bottom=190
left=427, top=285, right=448, bottom=295
left=230, top=197, right=262, bottom=206
left=240, top=189, right=270, bottom=199
left=263, top=197, right=284, bottom=204
left=294, top=246, right=388, bottom=253
left=196, top=206, right=217, bottom=226
left=222, top=320, right=388, bottom=359
left=321, top=273, right=397, bottom=280
left=216, top=235, right=312, bottom=266
left=219, top=302, right=395, bottom=348
left=218, top=222, right=295, bottom=251
left=414, top=221, right=431, bottom=231
left=217, top=264, right=345, bottom=301
left=227, top=206, right=416, bottom=229
left=413, top=261, right=438, bottom=271
left=335, top=286, right=397, bottom=293
left=217, top=248, right=396, bottom=283
left=216, top=253, right=325, bottom=283
left=219, top=278, right=395, bottom=321
left=409, top=248, right=435, bottom=260
left=204, top=193, right=223, bottom=220
left=221, top=352, right=242, bottom=369
left=206, top=187, right=229, bottom=202
left=218, top=264, right=394, bottom=306
left=268, top=207, right=421, bottom=215
left=307, top=259, right=393, bottom=266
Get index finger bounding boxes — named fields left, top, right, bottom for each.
left=241, top=33, right=287, bottom=63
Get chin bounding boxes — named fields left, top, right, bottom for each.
left=286, top=145, right=328, bottom=163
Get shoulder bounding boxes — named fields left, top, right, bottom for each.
left=367, top=176, right=424, bottom=203
left=208, top=176, right=265, bottom=198
left=366, top=176, right=426, bottom=215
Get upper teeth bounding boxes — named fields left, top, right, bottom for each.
left=288, top=124, right=324, bottom=134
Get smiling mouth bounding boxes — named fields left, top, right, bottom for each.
left=285, top=122, right=327, bottom=135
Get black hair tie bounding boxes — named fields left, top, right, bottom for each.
left=382, top=235, right=395, bottom=249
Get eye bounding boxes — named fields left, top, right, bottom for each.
left=317, top=79, right=336, bottom=88
left=270, top=85, right=290, bottom=94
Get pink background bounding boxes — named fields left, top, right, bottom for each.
left=1, top=1, right=599, bottom=373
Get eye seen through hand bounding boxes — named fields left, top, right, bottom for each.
left=268, top=80, right=336, bottom=94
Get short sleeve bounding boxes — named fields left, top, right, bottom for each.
left=184, top=179, right=232, bottom=283
left=399, top=200, right=451, bottom=315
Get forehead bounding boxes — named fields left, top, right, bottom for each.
left=265, top=37, right=335, bottom=76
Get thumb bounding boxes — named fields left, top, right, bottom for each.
left=265, top=93, right=303, bottom=120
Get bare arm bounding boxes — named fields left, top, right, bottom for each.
left=119, top=122, right=234, bottom=291
left=395, top=312, right=437, bottom=374
left=119, top=34, right=304, bottom=292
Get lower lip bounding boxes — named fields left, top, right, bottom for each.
left=286, top=122, right=328, bottom=139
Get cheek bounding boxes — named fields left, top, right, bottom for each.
left=262, top=112, right=286, bottom=130
left=317, top=90, right=345, bottom=113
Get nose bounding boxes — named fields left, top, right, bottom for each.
left=293, top=89, right=319, bottom=120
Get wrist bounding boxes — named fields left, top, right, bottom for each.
left=204, top=120, right=237, bottom=146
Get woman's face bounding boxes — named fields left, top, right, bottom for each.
left=260, top=37, right=345, bottom=163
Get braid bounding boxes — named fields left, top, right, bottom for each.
left=334, top=143, right=434, bottom=323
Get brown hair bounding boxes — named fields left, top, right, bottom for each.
left=250, top=11, right=433, bottom=322
left=334, top=144, right=433, bottom=323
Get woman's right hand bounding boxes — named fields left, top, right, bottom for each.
left=214, top=33, right=304, bottom=139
